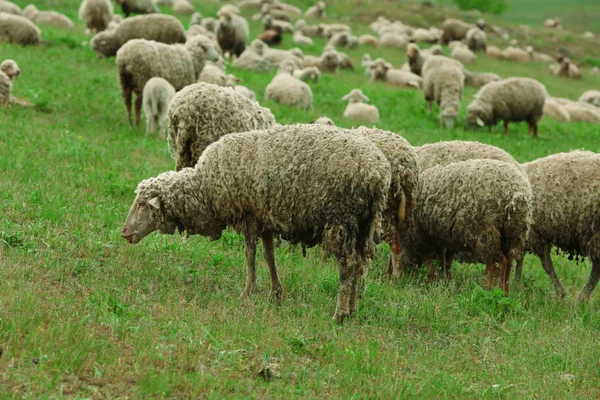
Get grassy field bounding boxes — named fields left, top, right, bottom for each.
left=2, top=0, right=600, bottom=398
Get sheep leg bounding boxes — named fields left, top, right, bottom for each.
left=503, top=120, right=509, bottom=135
left=333, top=254, right=354, bottom=324
left=122, top=87, right=133, bottom=126
left=158, top=117, right=167, bottom=140
left=134, top=95, right=143, bottom=126
left=349, top=255, right=363, bottom=314
left=427, top=101, right=432, bottom=114
left=514, top=256, right=524, bottom=281
left=539, top=249, right=567, bottom=298
left=577, top=259, right=600, bottom=303
left=240, top=234, right=258, bottom=298
left=484, top=262, right=494, bottom=289
left=500, top=254, right=511, bottom=294
left=427, top=259, right=437, bottom=282
left=261, top=231, right=283, bottom=302
left=440, top=249, right=452, bottom=280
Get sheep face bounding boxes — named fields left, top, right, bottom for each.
left=121, top=194, right=161, bottom=244
left=0, top=60, right=20, bottom=81
left=91, top=32, right=119, bottom=58
left=465, top=101, right=490, bottom=128
left=370, top=61, right=389, bottom=80
left=342, top=89, right=369, bottom=103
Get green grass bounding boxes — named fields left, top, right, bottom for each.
left=2, top=0, right=600, bottom=398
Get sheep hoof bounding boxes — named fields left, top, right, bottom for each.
left=332, top=311, right=349, bottom=325
left=576, top=292, right=590, bottom=304
left=239, top=284, right=257, bottom=298
left=269, top=286, right=283, bottom=303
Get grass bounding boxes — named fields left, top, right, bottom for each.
left=1, top=0, right=600, bottom=398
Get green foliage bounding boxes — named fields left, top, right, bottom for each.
left=451, top=0, right=508, bottom=14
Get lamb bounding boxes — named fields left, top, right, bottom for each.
left=450, top=41, right=476, bottom=65
left=167, top=82, right=275, bottom=170
left=342, top=89, right=379, bottom=124
left=310, top=116, right=335, bottom=125
left=578, top=90, right=600, bottom=108
left=264, top=47, right=304, bottom=67
left=265, top=60, right=313, bottom=109
left=406, top=43, right=451, bottom=76
left=23, top=5, right=74, bottom=28
left=304, top=1, right=326, bottom=18
left=515, top=151, right=600, bottom=302
left=550, top=57, right=582, bottom=79
left=366, top=58, right=422, bottom=89
left=486, top=45, right=505, bottom=60
left=231, top=39, right=272, bottom=72
left=543, top=98, right=571, bottom=122
left=466, top=77, right=549, bottom=137
left=410, top=28, right=441, bottom=43
left=293, top=66, right=320, bottom=83
left=293, top=30, right=313, bottom=46
left=79, top=0, right=113, bottom=34
left=463, top=70, right=501, bottom=88
left=1, top=59, right=20, bottom=81
left=502, top=47, right=530, bottom=63
left=442, top=18, right=485, bottom=44
left=0, top=12, right=40, bottom=46
left=380, top=33, right=409, bottom=49
left=0, top=1, right=21, bottom=15
left=114, top=0, right=157, bottom=17
left=216, top=9, right=249, bottom=58
left=91, top=14, right=187, bottom=58
left=422, top=56, right=465, bottom=128
left=142, top=77, right=176, bottom=139
left=172, top=0, right=194, bottom=15
left=122, top=124, right=392, bottom=323
left=358, top=34, right=379, bottom=47
left=465, top=27, right=486, bottom=52
left=233, top=84, right=256, bottom=101
left=0, top=69, right=11, bottom=107
left=116, top=37, right=220, bottom=125
left=402, top=159, right=532, bottom=292
left=295, top=19, right=324, bottom=37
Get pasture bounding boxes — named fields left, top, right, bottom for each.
left=1, top=0, right=600, bottom=397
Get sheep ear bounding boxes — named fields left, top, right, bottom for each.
left=384, top=62, right=392, bottom=69
left=476, top=117, right=485, bottom=127
left=148, top=197, right=161, bottom=210
left=342, top=94, right=350, bottom=101
left=361, top=94, right=370, bottom=102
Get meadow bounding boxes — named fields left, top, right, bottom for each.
left=1, top=0, right=600, bottom=397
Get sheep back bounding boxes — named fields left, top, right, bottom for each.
left=0, top=70, right=11, bottom=106
left=416, top=140, right=519, bottom=172
left=79, top=0, right=113, bottom=33
left=265, top=73, right=313, bottom=109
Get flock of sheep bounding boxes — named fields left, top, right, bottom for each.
left=1, top=0, right=600, bottom=322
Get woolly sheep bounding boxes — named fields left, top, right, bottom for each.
left=23, top=5, right=74, bottom=28
left=142, top=77, right=176, bottom=139
left=262, top=14, right=293, bottom=34
left=380, top=32, right=409, bottom=49
left=342, top=89, right=379, bottom=124
left=463, top=71, right=501, bottom=88
left=310, top=116, right=335, bottom=125
left=486, top=45, right=504, bottom=60
left=115, top=0, right=157, bottom=17
left=91, top=14, right=186, bottom=58
left=217, top=9, right=249, bottom=58
left=328, top=32, right=359, bottom=49
left=255, top=4, right=291, bottom=22
left=442, top=18, right=484, bottom=44
left=515, top=151, right=600, bottom=302
left=264, top=47, right=304, bottom=68
left=502, top=47, right=530, bottom=63
left=0, top=1, right=21, bottom=15
left=79, top=0, right=113, bottom=34
left=293, top=30, right=313, bottom=46
left=406, top=43, right=453, bottom=76
left=233, top=85, right=256, bottom=101
left=525, top=46, right=554, bottom=63
left=167, top=82, right=275, bottom=170
left=402, top=159, right=532, bottom=292
left=358, top=34, right=379, bottom=47
left=198, top=60, right=227, bottom=86
left=411, top=27, right=441, bottom=43
left=273, top=1, right=302, bottom=16
left=0, top=12, right=41, bottom=46
left=422, top=56, right=465, bottom=128
left=550, top=58, right=582, bottom=80
left=295, top=19, right=324, bottom=37
left=304, top=1, right=325, bottom=18
left=122, top=124, right=392, bottom=323
left=1, top=59, right=20, bottom=81
left=465, top=27, right=486, bottom=52
left=544, top=18, right=561, bottom=29
left=579, top=90, right=600, bottom=108
left=367, top=58, right=422, bottom=89
left=116, top=37, right=220, bottom=125
left=0, top=70, right=11, bottom=107
left=172, top=0, right=194, bottom=15
left=265, top=60, right=313, bottom=109
left=231, top=39, right=272, bottom=72
left=450, top=41, right=476, bottom=65
left=563, top=101, right=600, bottom=123
left=466, top=77, right=549, bottom=137
left=543, top=98, right=571, bottom=123
left=293, top=66, right=320, bottom=83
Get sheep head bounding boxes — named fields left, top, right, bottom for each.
left=90, top=31, right=119, bottom=58
left=369, top=59, right=390, bottom=80
left=0, top=60, right=20, bottom=81
left=465, top=100, right=491, bottom=128
left=121, top=193, right=161, bottom=244
left=342, top=89, right=369, bottom=104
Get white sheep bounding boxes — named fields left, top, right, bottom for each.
left=422, top=56, right=465, bottom=128
left=142, top=77, right=176, bottom=139
left=172, top=0, right=194, bottom=15
left=293, top=66, right=320, bottom=83
left=342, top=89, right=379, bottom=124
left=79, top=0, right=113, bottom=34
left=579, top=90, right=600, bottom=108
left=23, top=5, right=74, bottom=28
left=293, top=30, right=313, bottom=46
left=380, top=32, right=409, bottom=49
left=231, top=39, right=272, bottom=72
left=543, top=98, right=571, bottom=123
left=304, top=1, right=325, bottom=18
left=366, top=58, right=422, bottom=89
left=449, top=41, right=476, bottom=65
left=265, top=59, right=313, bottom=109
left=502, top=47, right=530, bottom=63
left=359, top=34, right=379, bottom=47
left=465, top=27, right=486, bottom=52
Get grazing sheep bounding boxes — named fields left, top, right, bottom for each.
left=273, top=1, right=302, bottom=16
left=255, top=4, right=291, bottom=22
left=342, top=89, right=379, bottom=124
left=486, top=45, right=504, bottom=60
left=465, top=27, right=486, bottom=52
left=0, top=12, right=41, bottom=46
left=310, top=116, right=335, bottom=125
left=122, top=124, right=392, bottom=323
left=23, top=5, right=74, bottom=28
left=466, top=77, right=549, bottom=137
left=302, top=49, right=339, bottom=72
left=366, top=58, right=422, bottom=89
left=0, top=1, right=21, bottom=15
left=172, top=0, right=194, bottom=15
left=167, top=83, right=275, bottom=170
left=293, top=66, right=320, bottom=83
left=262, top=14, right=293, bottom=34
left=293, top=30, right=313, bottom=46
left=296, top=19, right=324, bottom=37
left=403, top=159, right=532, bottom=292
left=0, top=59, right=20, bottom=81
left=142, top=77, right=176, bottom=139
left=305, top=1, right=326, bottom=18
left=450, top=41, right=476, bottom=64
left=543, top=98, right=571, bottom=123
left=217, top=8, right=249, bottom=58
left=502, top=47, right=530, bottom=63
left=116, top=37, right=220, bottom=125
left=463, top=70, right=501, bottom=88
left=0, top=70, right=11, bottom=107
left=265, top=60, right=313, bottom=109
left=550, top=57, right=582, bottom=80
left=442, top=18, right=484, bottom=44
left=380, top=32, right=409, bottom=49
left=79, top=0, right=113, bottom=34
left=264, top=47, right=304, bottom=67
left=579, top=90, right=600, bottom=108
left=91, top=14, right=187, bottom=58
left=515, top=151, right=600, bottom=302
left=359, top=34, right=379, bottom=47
left=422, top=56, right=465, bottom=128
left=115, top=0, right=157, bottom=17
left=232, top=39, right=272, bottom=72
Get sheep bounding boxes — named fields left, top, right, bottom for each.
left=0, top=70, right=11, bottom=107
left=218, top=4, right=241, bottom=15
left=116, top=37, right=220, bottom=125
left=262, top=14, right=293, bottom=34
left=293, top=30, right=313, bottom=46
left=562, top=101, right=600, bottom=123
left=342, top=89, right=379, bottom=124
left=422, top=56, right=465, bottom=128
left=91, top=14, right=187, bottom=58
left=550, top=57, right=582, bottom=80
left=326, top=46, right=353, bottom=70
left=0, top=12, right=40, bottom=46
left=515, top=151, right=600, bottom=302
left=304, top=1, right=326, bottom=18
left=167, top=82, right=274, bottom=170
left=543, top=98, right=571, bottom=123
left=233, top=84, right=256, bottom=101
left=264, top=47, right=304, bottom=67
left=544, top=18, right=561, bottom=29
left=238, top=0, right=262, bottom=9
left=122, top=124, right=392, bottom=323
left=172, top=0, right=194, bottom=15
left=115, top=0, right=157, bottom=17
left=358, top=34, right=379, bottom=47
left=366, top=58, right=422, bottom=89
left=265, top=60, right=313, bottom=109
left=79, top=0, right=113, bottom=34
left=578, top=90, right=600, bottom=108
left=273, top=1, right=302, bottom=16
left=295, top=19, right=324, bottom=37
left=293, top=66, right=320, bottom=83
left=1, top=59, right=20, bottom=81
left=502, top=47, right=530, bottom=63
left=198, top=61, right=228, bottom=86
left=310, top=116, right=335, bottom=125
left=0, top=1, right=21, bottom=15
left=23, top=5, right=74, bottom=28
left=410, top=27, right=441, bottom=43
left=142, top=77, right=176, bottom=139
left=254, top=3, right=291, bottom=22
left=525, top=46, right=554, bottom=63
left=380, top=32, right=409, bottom=49
left=463, top=70, right=501, bottom=88
left=406, top=43, right=451, bottom=76
left=466, top=77, right=549, bottom=137
left=442, top=18, right=484, bottom=44
left=465, top=27, right=486, bottom=52
left=402, top=159, right=532, bottom=292
left=217, top=9, right=249, bottom=58
left=450, top=41, right=476, bottom=65
left=328, top=32, right=359, bottom=49
left=486, top=45, right=504, bottom=60
left=231, top=39, right=272, bottom=72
